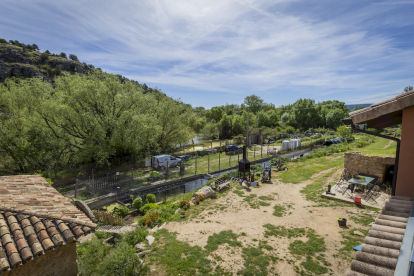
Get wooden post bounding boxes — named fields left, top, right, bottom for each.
left=219, top=141, right=221, bottom=171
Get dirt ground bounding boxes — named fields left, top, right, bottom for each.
left=162, top=168, right=380, bottom=275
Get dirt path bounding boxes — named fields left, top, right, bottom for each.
left=163, top=168, right=366, bottom=275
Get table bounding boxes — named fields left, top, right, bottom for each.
left=342, top=176, right=375, bottom=195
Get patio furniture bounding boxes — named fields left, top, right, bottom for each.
left=333, top=169, right=351, bottom=191
left=347, top=176, right=375, bottom=194
left=340, top=183, right=355, bottom=198
left=363, top=179, right=380, bottom=204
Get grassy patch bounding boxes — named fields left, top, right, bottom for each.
left=263, top=224, right=307, bottom=238
left=350, top=215, right=375, bottom=226
left=277, top=155, right=344, bottom=184
left=259, top=201, right=271, bottom=206
left=237, top=247, right=272, bottom=276
left=205, top=230, right=242, bottom=252
left=338, top=228, right=367, bottom=260
left=273, top=204, right=288, bottom=217
left=289, top=230, right=326, bottom=257
left=151, top=229, right=213, bottom=275
left=298, top=256, right=328, bottom=275
left=258, top=195, right=274, bottom=201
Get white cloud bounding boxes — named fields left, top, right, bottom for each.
left=0, top=0, right=414, bottom=106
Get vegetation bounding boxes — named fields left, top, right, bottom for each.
left=131, top=196, right=143, bottom=210
left=113, top=205, right=130, bottom=218
left=77, top=227, right=148, bottom=275
left=92, top=210, right=126, bottom=226
left=205, top=230, right=242, bottom=252
left=146, top=194, right=156, bottom=204
left=0, top=72, right=196, bottom=175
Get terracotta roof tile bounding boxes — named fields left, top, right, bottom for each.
left=0, top=175, right=96, bottom=271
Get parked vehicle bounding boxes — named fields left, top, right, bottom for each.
left=151, top=155, right=182, bottom=169
left=225, top=145, right=241, bottom=152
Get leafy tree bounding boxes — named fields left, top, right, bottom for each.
left=60, top=52, right=67, bottom=58
left=40, top=52, right=49, bottom=62
left=326, top=108, right=347, bottom=129
left=32, top=44, right=39, bottom=51
left=54, top=65, right=62, bottom=76
left=45, top=50, right=51, bottom=54
left=69, top=54, right=79, bottom=62
left=404, top=86, right=413, bottom=93
left=244, top=94, right=264, bottom=114
left=0, top=38, right=7, bottom=44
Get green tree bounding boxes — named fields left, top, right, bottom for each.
left=244, top=94, right=264, bottom=114
left=69, top=54, right=79, bottom=62
left=326, top=108, right=347, bottom=129
left=404, top=86, right=413, bottom=93
left=60, top=52, right=67, bottom=58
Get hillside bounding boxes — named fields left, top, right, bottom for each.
left=0, top=40, right=95, bottom=82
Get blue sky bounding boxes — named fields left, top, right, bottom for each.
left=1, top=0, right=414, bottom=108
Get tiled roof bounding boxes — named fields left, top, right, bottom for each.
left=349, top=90, right=414, bottom=125
left=0, top=175, right=97, bottom=272
left=345, top=196, right=413, bottom=276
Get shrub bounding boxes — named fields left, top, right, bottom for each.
left=94, top=231, right=113, bottom=240
left=146, top=194, right=156, bottom=204
left=196, top=194, right=205, bottom=202
left=121, top=227, right=148, bottom=246
left=179, top=200, right=190, bottom=210
left=140, top=203, right=161, bottom=214
left=92, top=210, right=125, bottom=226
left=145, top=213, right=160, bottom=228
left=113, top=205, right=129, bottom=218
left=132, top=196, right=143, bottom=210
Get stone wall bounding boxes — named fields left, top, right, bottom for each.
left=4, top=241, right=78, bottom=276
left=344, top=152, right=395, bottom=183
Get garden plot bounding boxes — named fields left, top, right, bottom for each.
left=149, top=164, right=381, bottom=275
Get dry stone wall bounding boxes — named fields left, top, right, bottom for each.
left=344, top=152, right=395, bottom=183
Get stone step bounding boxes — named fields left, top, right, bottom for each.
left=351, top=260, right=394, bottom=276
left=377, top=214, right=408, bottom=223
left=381, top=210, right=410, bottom=218
left=384, top=205, right=411, bottom=214
left=385, top=201, right=413, bottom=210
left=356, top=251, right=398, bottom=269
left=368, top=230, right=404, bottom=242
left=365, top=236, right=402, bottom=250
left=371, top=224, right=406, bottom=235
left=361, top=244, right=400, bottom=259
left=345, top=270, right=368, bottom=276
left=391, top=196, right=414, bottom=201
left=375, top=218, right=407, bottom=229
left=388, top=198, right=414, bottom=206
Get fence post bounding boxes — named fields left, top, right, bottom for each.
left=219, top=141, right=221, bottom=171
left=254, top=145, right=256, bottom=160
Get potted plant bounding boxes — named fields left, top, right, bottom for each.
left=352, top=173, right=365, bottom=182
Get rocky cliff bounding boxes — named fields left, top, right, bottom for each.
left=0, top=43, right=93, bottom=82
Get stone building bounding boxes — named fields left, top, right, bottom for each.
left=0, top=175, right=96, bottom=276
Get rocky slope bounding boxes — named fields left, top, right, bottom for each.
left=0, top=43, right=93, bottom=82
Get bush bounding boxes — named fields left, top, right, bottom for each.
left=146, top=194, right=156, bottom=204
left=94, top=231, right=113, bottom=240
left=144, top=213, right=160, bottom=228
left=113, top=205, right=129, bottom=218
left=140, top=203, right=161, bottom=214
left=121, top=227, right=148, bottom=246
left=132, top=196, right=143, bottom=210
left=179, top=200, right=190, bottom=210
left=93, top=210, right=126, bottom=226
